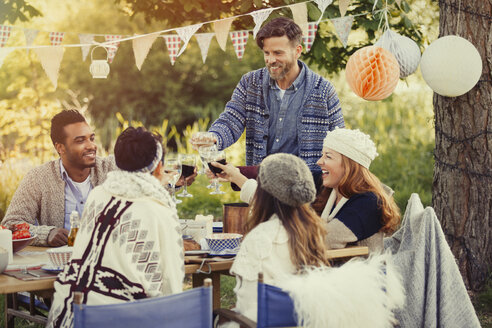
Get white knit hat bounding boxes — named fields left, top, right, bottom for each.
left=323, top=128, right=378, bottom=168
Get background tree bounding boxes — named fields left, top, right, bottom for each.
left=0, top=0, right=42, bottom=23
left=433, top=0, right=492, bottom=291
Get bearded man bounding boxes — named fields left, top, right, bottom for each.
left=206, top=17, right=344, bottom=180
left=1, top=109, right=115, bottom=246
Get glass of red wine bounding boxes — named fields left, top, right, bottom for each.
left=177, top=154, right=196, bottom=198
left=208, top=149, right=226, bottom=195
left=199, top=145, right=217, bottom=189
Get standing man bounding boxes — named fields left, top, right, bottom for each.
left=202, top=17, right=344, bottom=177
left=1, top=109, right=115, bottom=246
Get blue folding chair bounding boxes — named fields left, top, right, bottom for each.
left=214, top=273, right=299, bottom=328
left=73, top=278, right=212, bottom=328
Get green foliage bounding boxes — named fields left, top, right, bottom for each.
left=0, top=0, right=42, bottom=24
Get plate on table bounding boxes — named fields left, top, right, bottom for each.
left=41, top=264, right=63, bottom=272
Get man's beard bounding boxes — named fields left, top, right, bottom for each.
left=268, top=60, right=294, bottom=81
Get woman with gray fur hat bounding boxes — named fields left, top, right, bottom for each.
left=214, top=153, right=329, bottom=326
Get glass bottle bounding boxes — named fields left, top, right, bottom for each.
left=67, top=210, right=80, bottom=247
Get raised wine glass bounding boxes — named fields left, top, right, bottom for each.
left=199, top=144, right=217, bottom=189
left=178, top=154, right=196, bottom=198
left=208, top=149, right=226, bottom=195
left=191, top=132, right=216, bottom=174
left=163, top=157, right=182, bottom=204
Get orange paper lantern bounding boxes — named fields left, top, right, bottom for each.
left=345, top=46, right=400, bottom=101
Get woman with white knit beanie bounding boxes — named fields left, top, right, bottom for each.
left=311, top=127, right=401, bottom=252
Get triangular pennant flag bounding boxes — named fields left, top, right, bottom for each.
left=313, top=0, right=334, bottom=24
left=395, top=0, right=402, bottom=6
left=33, top=46, right=64, bottom=89
left=24, top=28, right=39, bottom=54
left=331, top=16, right=354, bottom=47
left=78, top=34, right=94, bottom=61
left=195, top=33, right=214, bottom=63
left=0, top=25, right=13, bottom=47
left=214, top=17, right=234, bottom=51
left=290, top=3, right=309, bottom=37
left=162, top=35, right=182, bottom=65
left=132, top=33, right=158, bottom=70
left=250, top=8, right=274, bottom=39
left=0, top=48, right=14, bottom=68
left=49, top=32, right=65, bottom=46
left=176, top=23, right=203, bottom=57
left=104, top=35, right=122, bottom=63
left=339, top=0, right=351, bottom=17
left=230, top=31, right=249, bottom=60
left=302, top=23, right=318, bottom=52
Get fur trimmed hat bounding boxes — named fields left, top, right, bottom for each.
left=258, top=153, right=316, bottom=207
left=323, top=128, right=378, bottom=168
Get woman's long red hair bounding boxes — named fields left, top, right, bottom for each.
left=312, top=156, right=400, bottom=233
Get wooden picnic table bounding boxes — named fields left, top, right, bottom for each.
left=1, top=245, right=368, bottom=327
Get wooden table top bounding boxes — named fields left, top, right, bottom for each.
left=0, top=245, right=368, bottom=294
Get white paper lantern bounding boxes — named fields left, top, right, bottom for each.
left=90, top=46, right=110, bottom=79
left=420, top=35, right=482, bottom=97
left=375, top=29, right=421, bottom=78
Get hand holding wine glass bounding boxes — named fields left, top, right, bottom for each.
left=190, top=132, right=216, bottom=151
left=178, top=154, right=196, bottom=198
left=208, top=149, right=227, bottom=195
left=163, top=157, right=182, bottom=204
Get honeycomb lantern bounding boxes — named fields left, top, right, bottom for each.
left=345, top=46, right=400, bottom=101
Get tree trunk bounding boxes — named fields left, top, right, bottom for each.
left=433, top=0, right=492, bottom=291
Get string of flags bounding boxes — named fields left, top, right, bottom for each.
left=0, top=0, right=379, bottom=89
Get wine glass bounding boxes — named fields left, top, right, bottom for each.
left=163, top=157, right=182, bottom=204
left=199, top=144, right=217, bottom=189
left=190, top=131, right=216, bottom=150
left=178, top=154, right=196, bottom=198
left=208, top=149, right=227, bottom=195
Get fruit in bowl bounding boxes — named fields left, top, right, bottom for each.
left=12, top=234, right=36, bottom=253
left=205, top=233, right=243, bottom=255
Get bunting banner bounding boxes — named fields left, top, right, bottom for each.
left=313, top=0, right=334, bottom=24
left=104, top=35, right=122, bottom=63
left=78, top=34, right=94, bottom=61
left=33, top=46, right=64, bottom=89
left=331, top=16, right=354, bottom=47
left=395, top=0, right=402, bottom=6
left=162, top=35, right=182, bottom=65
left=290, top=3, right=309, bottom=37
left=0, top=25, right=13, bottom=47
left=24, top=28, right=39, bottom=54
left=214, top=17, right=234, bottom=51
left=133, top=33, right=159, bottom=70
left=49, top=32, right=65, bottom=46
left=339, top=0, right=351, bottom=17
left=176, top=23, right=203, bottom=57
left=302, top=22, right=318, bottom=52
left=230, top=31, right=249, bottom=60
left=0, top=48, right=14, bottom=68
left=250, top=8, right=274, bottom=39
left=195, top=33, right=214, bottom=63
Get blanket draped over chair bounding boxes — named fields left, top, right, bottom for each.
left=384, top=193, right=481, bottom=328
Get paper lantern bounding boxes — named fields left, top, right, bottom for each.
left=345, top=46, right=400, bottom=101
left=375, top=29, right=421, bottom=78
left=420, top=35, right=482, bottom=97
left=89, top=46, right=110, bottom=79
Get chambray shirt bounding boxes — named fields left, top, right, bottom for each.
left=266, top=61, right=306, bottom=155
left=59, top=160, right=92, bottom=230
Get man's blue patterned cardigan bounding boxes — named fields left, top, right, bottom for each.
left=209, top=61, right=344, bottom=174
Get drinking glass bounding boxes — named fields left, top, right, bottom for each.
left=199, top=145, right=217, bottom=189
left=163, top=157, right=182, bottom=204
left=208, top=149, right=226, bottom=195
left=178, top=154, right=196, bottom=198
left=191, top=132, right=216, bottom=149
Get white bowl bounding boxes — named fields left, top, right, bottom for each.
left=46, top=246, right=73, bottom=266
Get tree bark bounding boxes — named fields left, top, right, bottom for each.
left=433, top=0, right=492, bottom=291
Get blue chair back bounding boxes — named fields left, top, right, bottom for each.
left=256, top=282, right=298, bottom=328
left=73, top=285, right=212, bottom=328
